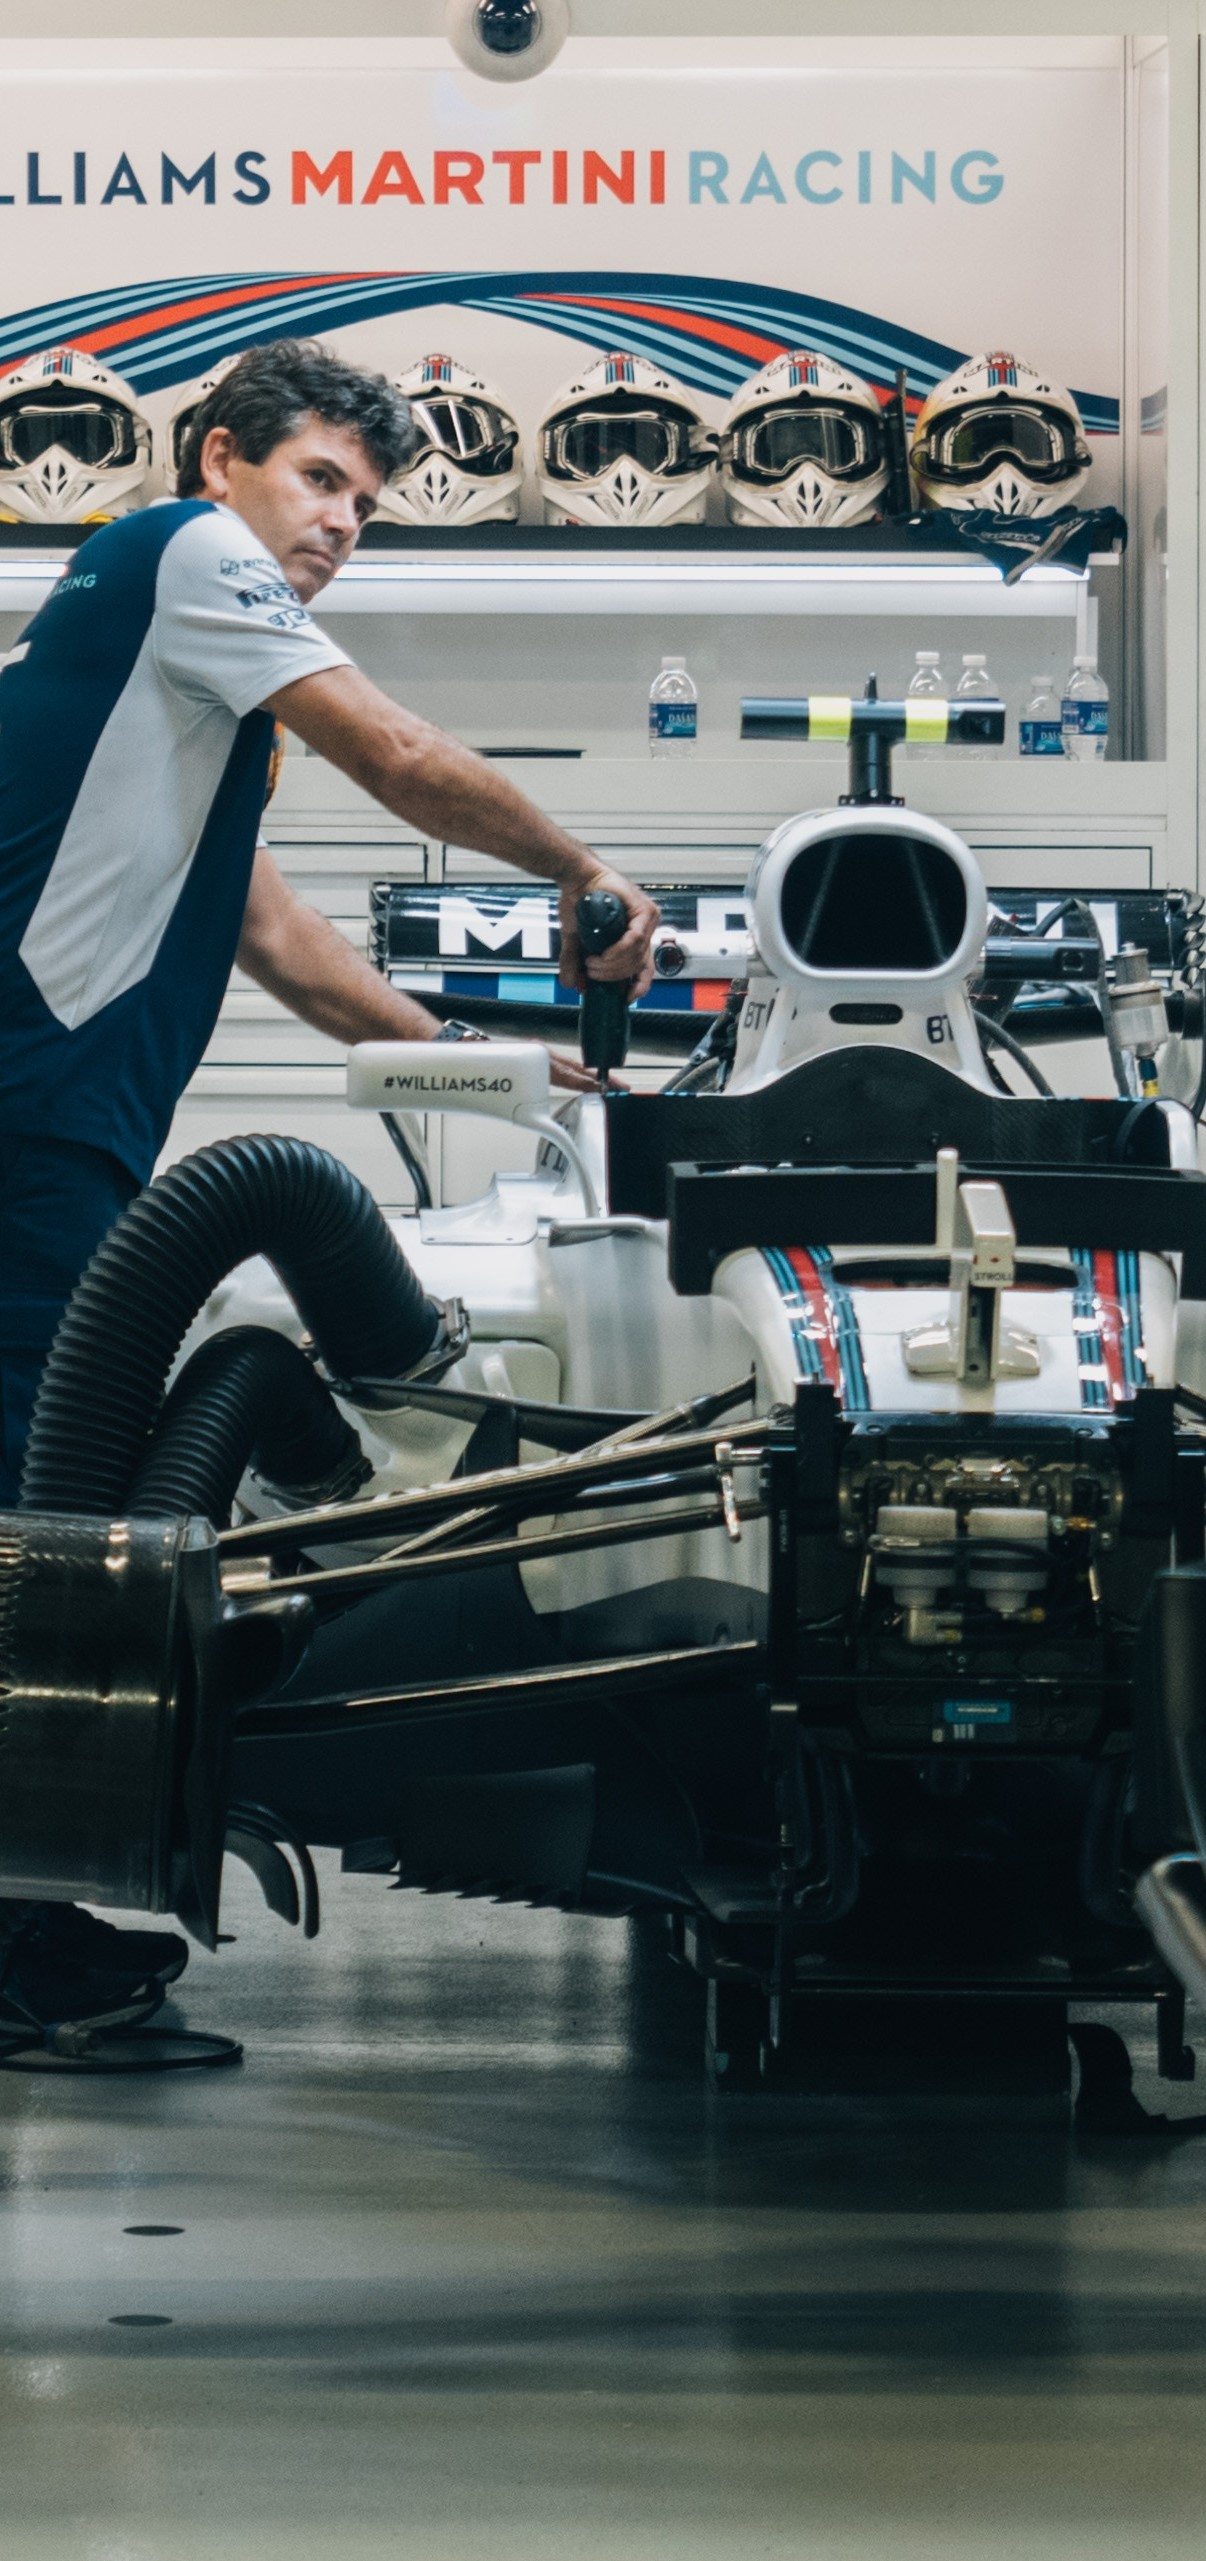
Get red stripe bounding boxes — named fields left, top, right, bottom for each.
left=1092, top=1250, right=1128, bottom=1405
left=784, top=1247, right=842, bottom=1390
left=525, top=293, right=915, bottom=404
left=0, top=273, right=386, bottom=377
left=692, top=980, right=729, bottom=1010
left=527, top=292, right=786, bottom=367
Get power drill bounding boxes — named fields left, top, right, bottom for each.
left=577, top=889, right=633, bottom=1086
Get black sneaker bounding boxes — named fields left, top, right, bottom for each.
left=6, top=1904, right=189, bottom=1992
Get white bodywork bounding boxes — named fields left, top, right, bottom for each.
left=200, top=792, right=1205, bottom=1627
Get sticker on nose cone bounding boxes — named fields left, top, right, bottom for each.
left=941, top=1698, right=1015, bottom=1742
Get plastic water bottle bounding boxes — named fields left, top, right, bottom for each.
left=953, top=651, right=1001, bottom=757
left=648, top=655, right=698, bottom=757
left=1019, top=674, right=1063, bottom=759
left=905, top=649, right=947, bottom=761
left=1061, top=655, right=1110, bottom=762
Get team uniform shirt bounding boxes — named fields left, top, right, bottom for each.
left=0, top=498, right=349, bottom=1184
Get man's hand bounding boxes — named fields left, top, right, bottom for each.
left=547, top=1046, right=613, bottom=1094
left=558, top=867, right=659, bottom=1001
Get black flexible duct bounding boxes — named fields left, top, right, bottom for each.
left=128, top=1327, right=368, bottom=1525
left=21, top=1134, right=443, bottom=1517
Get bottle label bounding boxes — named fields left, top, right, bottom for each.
left=1020, top=718, right=1064, bottom=757
left=1061, top=699, right=1109, bottom=737
left=650, top=700, right=697, bottom=741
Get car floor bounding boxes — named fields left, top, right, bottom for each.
left=1, top=1856, right=1205, bottom=2561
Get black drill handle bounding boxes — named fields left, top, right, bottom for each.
left=577, top=889, right=632, bottom=1077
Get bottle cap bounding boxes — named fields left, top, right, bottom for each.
left=916, top=651, right=940, bottom=665
left=962, top=653, right=987, bottom=668
left=1072, top=654, right=1094, bottom=669
left=1031, top=675, right=1053, bottom=688
left=661, top=656, right=686, bottom=670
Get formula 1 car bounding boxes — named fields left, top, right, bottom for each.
left=6, top=683, right=1206, bottom=2101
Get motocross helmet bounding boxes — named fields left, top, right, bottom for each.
left=164, top=353, right=239, bottom=494
left=718, top=349, right=888, bottom=529
left=538, top=350, right=717, bottom=528
left=375, top=353, right=523, bottom=526
left=0, top=345, right=150, bottom=524
left=911, top=351, right=1091, bottom=518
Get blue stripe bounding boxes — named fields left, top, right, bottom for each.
left=464, top=296, right=747, bottom=397
left=1071, top=1248, right=1108, bottom=1409
left=1115, top=1248, right=1147, bottom=1392
left=762, top=1247, right=826, bottom=1383
left=809, top=1245, right=871, bottom=1412
left=0, top=269, right=1120, bottom=430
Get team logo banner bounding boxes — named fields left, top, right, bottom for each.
left=0, top=44, right=1125, bottom=506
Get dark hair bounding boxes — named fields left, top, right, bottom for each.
left=175, top=337, right=416, bottom=496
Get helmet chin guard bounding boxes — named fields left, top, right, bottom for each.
left=538, top=349, right=716, bottom=528
left=376, top=353, right=523, bottom=527
left=911, top=350, right=1091, bottom=518
left=0, top=345, right=150, bottom=524
left=720, top=348, right=888, bottom=530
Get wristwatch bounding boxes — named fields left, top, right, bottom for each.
left=434, top=1018, right=490, bottom=1044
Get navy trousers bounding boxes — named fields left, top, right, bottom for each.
left=0, top=1136, right=138, bottom=1507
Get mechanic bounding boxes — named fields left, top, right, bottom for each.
left=0, top=335, right=657, bottom=2026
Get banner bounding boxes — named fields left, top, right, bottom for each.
left=0, top=44, right=1124, bottom=511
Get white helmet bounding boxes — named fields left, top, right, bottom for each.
left=911, top=351, right=1091, bottom=517
left=538, top=350, right=717, bottom=527
left=718, top=349, right=888, bottom=529
left=376, top=353, right=523, bottom=526
left=0, top=345, right=150, bottom=524
left=164, top=353, right=240, bottom=495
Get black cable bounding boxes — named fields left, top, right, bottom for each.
left=1066, top=897, right=1131, bottom=1100
left=971, top=1007, right=1055, bottom=1098
left=661, top=1056, right=724, bottom=1096
left=1032, top=897, right=1082, bottom=939
left=981, top=1046, right=1014, bottom=1098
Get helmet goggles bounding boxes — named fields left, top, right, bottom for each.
left=0, top=392, right=140, bottom=473
left=919, top=399, right=1087, bottom=488
left=545, top=396, right=716, bottom=485
left=406, top=392, right=519, bottom=480
left=722, top=399, right=882, bottom=486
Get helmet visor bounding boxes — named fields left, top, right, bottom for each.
left=921, top=401, right=1086, bottom=486
left=406, top=394, right=519, bottom=479
left=0, top=396, right=138, bottom=473
left=723, top=401, right=882, bottom=485
left=545, top=400, right=714, bottom=484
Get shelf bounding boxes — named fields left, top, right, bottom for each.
left=308, top=559, right=1091, bottom=619
left=0, top=529, right=1114, bottom=624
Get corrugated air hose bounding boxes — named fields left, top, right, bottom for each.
left=127, top=1325, right=369, bottom=1526
left=20, top=1133, right=444, bottom=1517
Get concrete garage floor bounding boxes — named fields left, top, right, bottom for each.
left=2, top=1861, right=1206, bottom=2561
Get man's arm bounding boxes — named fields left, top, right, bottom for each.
left=262, top=663, right=658, bottom=996
left=236, top=848, right=601, bottom=1091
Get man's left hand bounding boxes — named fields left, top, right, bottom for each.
left=548, top=1047, right=619, bottom=1094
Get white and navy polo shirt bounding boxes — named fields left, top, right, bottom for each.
left=0, top=499, right=349, bottom=1183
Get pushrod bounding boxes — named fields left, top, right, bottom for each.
left=224, top=1496, right=758, bottom=1607
left=219, top=1415, right=771, bottom=1554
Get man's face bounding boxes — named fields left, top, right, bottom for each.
left=198, top=415, right=383, bottom=603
